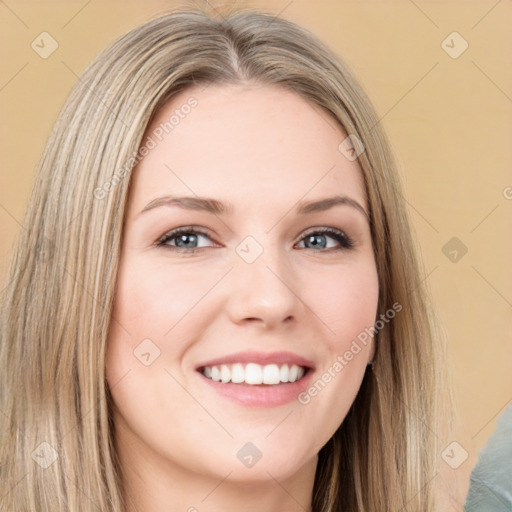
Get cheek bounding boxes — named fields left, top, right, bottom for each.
left=110, top=257, right=220, bottom=340
left=286, top=259, right=379, bottom=460
left=308, top=260, right=379, bottom=350
left=105, top=259, right=180, bottom=383
left=105, top=256, right=226, bottom=384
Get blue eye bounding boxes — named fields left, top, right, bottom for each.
left=156, top=227, right=214, bottom=251
left=297, top=228, right=354, bottom=250
left=156, top=226, right=354, bottom=252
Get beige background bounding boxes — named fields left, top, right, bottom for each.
left=1, top=0, right=511, bottom=506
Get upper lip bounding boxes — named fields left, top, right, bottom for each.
left=195, top=351, right=315, bottom=371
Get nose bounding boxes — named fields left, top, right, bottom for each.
left=226, top=251, right=302, bottom=329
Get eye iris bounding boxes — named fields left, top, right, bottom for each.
left=306, top=234, right=327, bottom=249
left=176, top=233, right=197, bottom=248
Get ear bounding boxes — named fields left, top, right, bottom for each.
left=367, top=338, right=376, bottom=365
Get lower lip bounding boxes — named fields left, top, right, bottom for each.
left=197, top=370, right=314, bottom=407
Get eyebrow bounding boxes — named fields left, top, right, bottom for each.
left=138, top=194, right=370, bottom=222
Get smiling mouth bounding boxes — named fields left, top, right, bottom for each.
left=198, top=362, right=308, bottom=385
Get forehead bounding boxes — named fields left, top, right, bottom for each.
left=128, top=83, right=367, bottom=215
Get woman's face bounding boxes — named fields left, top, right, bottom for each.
left=106, top=83, right=379, bottom=486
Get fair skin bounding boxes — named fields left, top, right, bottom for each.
left=105, top=83, right=379, bottom=512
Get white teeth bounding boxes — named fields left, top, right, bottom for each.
left=262, top=364, right=280, bottom=385
left=279, top=364, right=289, bottom=383
left=211, top=366, right=221, bottom=382
left=200, top=363, right=307, bottom=385
left=245, top=363, right=263, bottom=384
left=231, top=363, right=244, bottom=383
left=220, top=364, right=231, bottom=383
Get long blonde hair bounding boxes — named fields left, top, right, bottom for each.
left=0, top=6, right=444, bottom=511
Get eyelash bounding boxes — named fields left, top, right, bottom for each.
left=155, top=226, right=354, bottom=253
